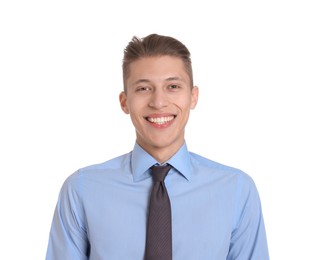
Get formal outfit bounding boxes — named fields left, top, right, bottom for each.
left=46, top=142, right=269, bottom=260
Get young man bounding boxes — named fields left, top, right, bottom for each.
left=46, top=34, right=269, bottom=259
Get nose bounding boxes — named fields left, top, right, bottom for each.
left=148, top=89, right=168, bottom=109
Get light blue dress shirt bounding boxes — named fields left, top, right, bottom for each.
left=46, top=142, right=269, bottom=259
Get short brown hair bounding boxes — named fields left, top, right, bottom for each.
left=122, top=34, right=193, bottom=92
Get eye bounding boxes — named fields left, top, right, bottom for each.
left=136, top=86, right=151, bottom=92
left=168, top=84, right=180, bottom=90
left=168, top=84, right=180, bottom=91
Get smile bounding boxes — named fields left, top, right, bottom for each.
left=146, top=115, right=175, bottom=125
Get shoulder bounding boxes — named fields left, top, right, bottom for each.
left=63, top=151, right=132, bottom=188
left=190, top=152, right=243, bottom=174
left=77, top=151, right=132, bottom=176
left=189, top=152, right=262, bottom=207
left=80, top=151, right=131, bottom=172
left=189, top=152, right=255, bottom=186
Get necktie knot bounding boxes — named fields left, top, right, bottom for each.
left=150, top=164, right=172, bottom=182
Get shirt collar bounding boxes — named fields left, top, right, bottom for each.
left=131, top=141, right=193, bottom=182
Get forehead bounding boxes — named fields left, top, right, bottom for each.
left=127, top=56, right=189, bottom=83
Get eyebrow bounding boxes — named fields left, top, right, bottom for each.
left=132, top=79, right=151, bottom=85
left=165, top=77, right=183, bottom=82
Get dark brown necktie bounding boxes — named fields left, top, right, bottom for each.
left=145, top=164, right=172, bottom=260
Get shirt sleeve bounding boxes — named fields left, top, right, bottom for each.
left=46, top=172, right=90, bottom=260
left=227, top=173, right=269, bottom=260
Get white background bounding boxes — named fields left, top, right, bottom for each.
left=1, top=0, right=313, bottom=259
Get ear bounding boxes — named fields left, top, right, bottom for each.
left=190, top=86, right=199, bottom=110
left=119, top=91, right=129, bottom=114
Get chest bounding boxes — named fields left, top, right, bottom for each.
left=83, top=178, right=235, bottom=259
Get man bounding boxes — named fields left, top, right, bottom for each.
left=46, top=34, right=269, bottom=259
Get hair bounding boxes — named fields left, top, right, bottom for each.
left=122, top=34, right=193, bottom=92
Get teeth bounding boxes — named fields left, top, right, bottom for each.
left=147, top=116, right=174, bottom=124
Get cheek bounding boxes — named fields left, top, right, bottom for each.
left=177, top=98, right=193, bottom=111
left=127, top=96, right=148, bottom=111
left=127, top=101, right=143, bottom=120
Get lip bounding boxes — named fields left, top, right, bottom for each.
left=144, top=113, right=176, bottom=128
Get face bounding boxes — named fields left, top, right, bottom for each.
left=119, top=55, right=198, bottom=162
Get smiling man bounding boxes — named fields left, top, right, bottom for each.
left=46, top=34, right=269, bottom=260
left=119, top=55, right=198, bottom=163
